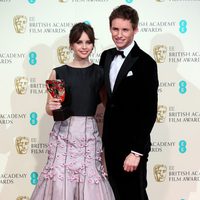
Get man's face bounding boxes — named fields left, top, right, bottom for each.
left=110, top=18, right=137, bottom=50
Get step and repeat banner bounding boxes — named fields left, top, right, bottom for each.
left=0, top=0, right=200, bottom=199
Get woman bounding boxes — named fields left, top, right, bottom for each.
left=30, top=22, right=115, bottom=200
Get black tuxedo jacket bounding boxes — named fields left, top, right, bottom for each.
left=99, top=42, right=158, bottom=157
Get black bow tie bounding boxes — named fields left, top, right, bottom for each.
left=114, top=49, right=125, bottom=58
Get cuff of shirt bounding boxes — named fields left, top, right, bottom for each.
left=131, top=150, right=143, bottom=157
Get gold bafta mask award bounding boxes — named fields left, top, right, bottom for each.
left=15, top=76, right=28, bottom=95
left=46, top=79, right=71, bottom=121
left=15, top=136, right=29, bottom=154
left=13, top=15, right=27, bottom=33
left=57, top=46, right=70, bottom=64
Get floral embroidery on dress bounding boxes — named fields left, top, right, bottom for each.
left=40, top=129, right=107, bottom=184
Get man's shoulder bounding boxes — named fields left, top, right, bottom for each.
left=100, top=48, right=115, bottom=66
left=102, top=47, right=116, bottom=55
left=136, top=47, right=156, bottom=64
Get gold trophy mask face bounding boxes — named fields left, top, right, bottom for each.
left=15, top=77, right=28, bottom=95
left=13, top=15, right=27, bottom=33
left=156, top=105, right=167, bottom=123
left=15, top=137, right=29, bottom=154
left=153, top=164, right=167, bottom=182
left=153, top=45, right=167, bottom=63
left=57, top=46, right=71, bottom=64
left=16, top=196, right=30, bottom=200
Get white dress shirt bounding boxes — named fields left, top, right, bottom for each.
left=109, top=41, right=135, bottom=91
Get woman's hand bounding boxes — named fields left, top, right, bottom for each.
left=46, top=97, right=62, bottom=115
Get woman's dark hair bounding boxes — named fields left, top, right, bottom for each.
left=109, top=5, right=139, bottom=30
left=69, top=22, right=95, bottom=46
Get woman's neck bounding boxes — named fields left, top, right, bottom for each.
left=69, top=58, right=92, bottom=68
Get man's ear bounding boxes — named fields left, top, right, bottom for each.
left=134, top=26, right=139, bottom=34
left=109, top=26, right=112, bottom=33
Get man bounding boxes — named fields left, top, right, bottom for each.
left=99, top=5, right=158, bottom=200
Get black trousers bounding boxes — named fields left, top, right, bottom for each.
left=105, top=150, right=149, bottom=200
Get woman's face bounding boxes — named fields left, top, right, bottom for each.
left=71, top=31, right=93, bottom=60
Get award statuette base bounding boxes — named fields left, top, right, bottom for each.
left=52, top=106, right=72, bottom=121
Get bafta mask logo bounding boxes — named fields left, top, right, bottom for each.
left=15, top=76, right=29, bottom=95
left=59, top=0, right=68, bottom=2
left=156, top=105, right=167, bottom=123
left=57, top=46, right=71, bottom=64
left=13, top=15, right=27, bottom=33
left=153, top=164, right=167, bottom=182
left=15, top=136, right=29, bottom=154
left=153, top=45, right=167, bottom=63
left=16, top=196, right=30, bottom=200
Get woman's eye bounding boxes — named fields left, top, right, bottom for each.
left=76, top=41, right=82, bottom=44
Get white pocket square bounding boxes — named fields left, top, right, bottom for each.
left=127, top=71, right=133, bottom=77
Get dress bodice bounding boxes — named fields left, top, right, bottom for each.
left=54, top=64, right=104, bottom=116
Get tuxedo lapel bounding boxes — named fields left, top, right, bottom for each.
left=104, top=49, right=117, bottom=97
left=113, top=45, right=139, bottom=93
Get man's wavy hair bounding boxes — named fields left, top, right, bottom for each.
left=109, top=5, right=139, bottom=30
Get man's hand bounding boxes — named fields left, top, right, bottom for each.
left=123, top=153, right=140, bottom=172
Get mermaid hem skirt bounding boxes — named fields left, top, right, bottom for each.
left=30, top=116, right=115, bottom=200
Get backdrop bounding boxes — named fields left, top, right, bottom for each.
left=0, top=0, right=200, bottom=199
